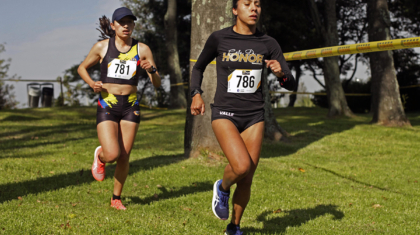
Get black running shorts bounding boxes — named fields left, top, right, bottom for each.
left=211, top=105, right=264, bottom=133
left=96, top=91, right=141, bottom=125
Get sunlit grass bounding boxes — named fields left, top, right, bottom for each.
left=0, top=107, right=419, bottom=234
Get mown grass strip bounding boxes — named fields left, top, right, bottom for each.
left=0, top=107, right=419, bottom=234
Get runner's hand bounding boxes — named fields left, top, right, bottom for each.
left=265, top=60, right=284, bottom=78
left=191, top=94, right=205, bottom=116
left=140, top=60, right=155, bottom=73
left=92, top=81, right=103, bottom=93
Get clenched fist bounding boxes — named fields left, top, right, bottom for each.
left=91, top=81, right=103, bottom=93
left=265, top=60, right=284, bottom=78
left=140, top=60, right=155, bottom=73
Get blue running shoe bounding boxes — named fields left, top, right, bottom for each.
left=225, top=223, right=243, bottom=235
left=212, top=179, right=230, bottom=220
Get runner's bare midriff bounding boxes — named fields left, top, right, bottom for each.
left=102, top=83, right=137, bottom=95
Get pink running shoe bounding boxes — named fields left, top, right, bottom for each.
left=110, top=198, right=126, bottom=210
left=92, top=146, right=105, bottom=181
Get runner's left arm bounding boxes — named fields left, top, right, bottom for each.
left=265, top=39, right=296, bottom=91
left=139, top=43, right=161, bottom=88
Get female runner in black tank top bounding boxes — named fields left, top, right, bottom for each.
left=190, top=0, right=295, bottom=233
left=78, top=7, right=161, bottom=210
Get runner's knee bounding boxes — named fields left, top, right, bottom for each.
left=232, top=160, right=251, bottom=178
left=102, top=149, right=121, bottom=163
left=117, top=152, right=130, bottom=163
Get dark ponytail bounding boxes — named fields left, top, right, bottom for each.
left=96, top=15, right=115, bottom=41
left=232, top=0, right=239, bottom=23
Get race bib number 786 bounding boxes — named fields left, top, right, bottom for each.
left=228, top=69, right=262, bottom=93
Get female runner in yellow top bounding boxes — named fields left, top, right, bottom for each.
left=78, top=7, right=161, bottom=210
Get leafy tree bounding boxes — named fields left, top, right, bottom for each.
left=164, top=0, right=187, bottom=108
left=389, top=0, right=420, bottom=36
left=260, top=0, right=317, bottom=107
left=0, top=44, right=18, bottom=109
left=261, top=0, right=367, bottom=109
left=55, top=63, right=100, bottom=106
left=388, top=0, right=420, bottom=108
left=122, top=0, right=191, bottom=108
left=308, top=0, right=354, bottom=117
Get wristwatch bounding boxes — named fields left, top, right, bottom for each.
left=148, top=66, right=157, bottom=74
left=191, top=89, right=202, bottom=98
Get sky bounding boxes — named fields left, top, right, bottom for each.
left=1, top=0, right=372, bottom=108
left=1, top=0, right=123, bottom=108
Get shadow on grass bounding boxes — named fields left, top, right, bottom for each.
left=0, top=137, right=93, bottom=154
left=304, top=163, right=406, bottom=195
left=407, top=112, right=420, bottom=127
left=1, top=115, right=41, bottom=122
left=0, top=154, right=185, bottom=203
left=0, top=107, right=96, bottom=122
left=0, top=123, right=96, bottom=152
left=141, top=111, right=185, bottom=122
left=243, top=204, right=344, bottom=234
left=126, top=181, right=212, bottom=205
left=261, top=108, right=365, bottom=159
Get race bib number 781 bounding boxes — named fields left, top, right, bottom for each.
left=228, top=69, right=262, bottom=93
left=107, top=59, right=137, bottom=80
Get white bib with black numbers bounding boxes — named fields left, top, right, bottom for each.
left=107, top=59, right=137, bottom=80
left=227, top=69, right=262, bottom=93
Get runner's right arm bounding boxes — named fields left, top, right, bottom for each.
left=78, top=40, right=108, bottom=93
left=190, top=33, right=219, bottom=115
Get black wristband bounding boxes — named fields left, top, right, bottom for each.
left=148, top=66, right=157, bottom=74
left=191, top=89, right=202, bottom=98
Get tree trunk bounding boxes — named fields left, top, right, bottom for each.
left=367, top=0, right=410, bottom=126
left=257, top=12, right=290, bottom=141
left=308, top=0, right=353, bottom=117
left=164, top=0, right=187, bottom=109
left=184, top=0, right=233, bottom=158
left=263, top=68, right=290, bottom=141
left=288, top=63, right=302, bottom=107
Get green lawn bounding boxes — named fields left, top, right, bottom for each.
left=0, top=107, right=419, bottom=234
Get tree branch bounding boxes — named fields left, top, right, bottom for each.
left=308, top=63, right=326, bottom=89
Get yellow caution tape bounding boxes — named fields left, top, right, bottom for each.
left=190, top=37, right=420, bottom=62
left=170, top=82, right=189, bottom=87
left=139, top=104, right=168, bottom=110
left=269, top=91, right=371, bottom=96
left=400, top=84, right=420, bottom=89
left=189, top=59, right=216, bottom=64
left=284, top=37, right=420, bottom=61
left=269, top=86, right=420, bottom=96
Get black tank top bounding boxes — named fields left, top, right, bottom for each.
left=100, top=37, right=140, bottom=85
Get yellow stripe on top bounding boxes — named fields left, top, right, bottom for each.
left=228, top=73, right=233, bottom=82
left=118, top=44, right=138, bottom=61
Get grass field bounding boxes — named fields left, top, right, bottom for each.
left=0, top=107, right=419, bottom=234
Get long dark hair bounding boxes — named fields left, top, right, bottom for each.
left=96, top=15, right=115, bottom=41
left=232, top=0, right=239, bottom=23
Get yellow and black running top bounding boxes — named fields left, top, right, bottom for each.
left=100, top=37, right=141, bottom=85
